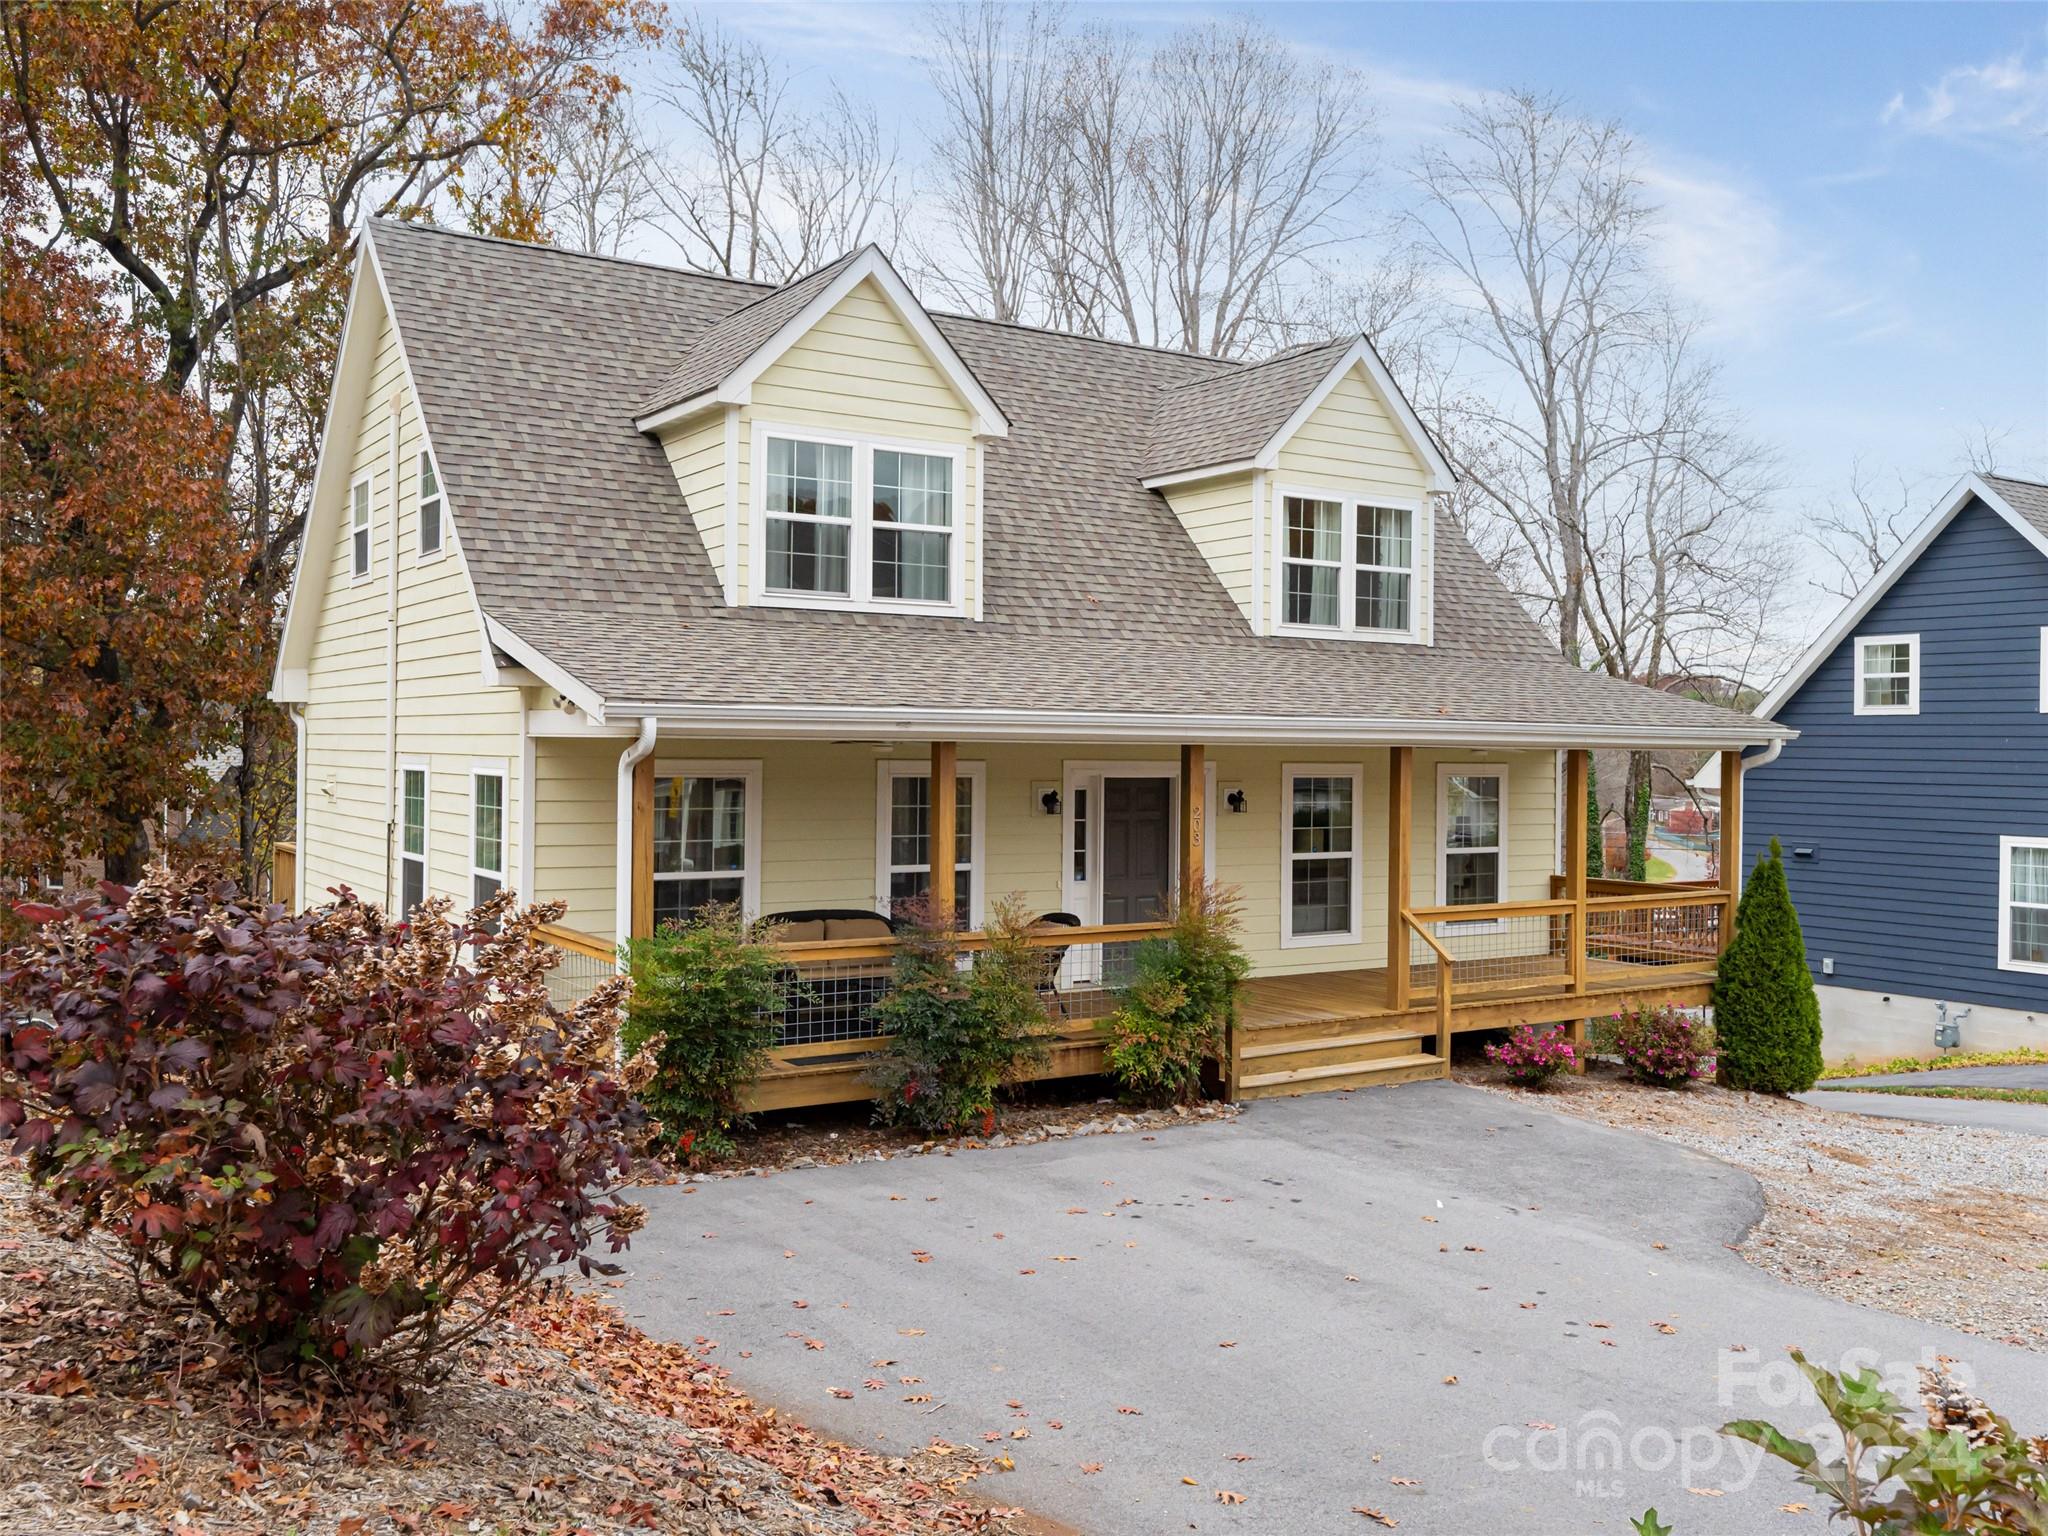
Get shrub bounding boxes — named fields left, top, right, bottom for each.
left=0, top=871, right=652, bottom=1384
left=622, top=903, right=786, bottom=1161
left=1713, top=836, right=1823, bottom=1094
left=1608, top=1003, right=1716, bottom=1087
left=1635, top=1348, right=2047, bottom=1534
left=1484, top=1024, right=1578, bottom=1088
left=867, top=895, right=1049, bottom=1136
left=1101, top=882, right=1250, bottom=1106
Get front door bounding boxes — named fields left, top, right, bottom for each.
left=1101, top=776, right=1172, bottom=923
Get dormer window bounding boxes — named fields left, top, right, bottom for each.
left=1275, top=491, right=1421, bottom=641
left=753, top=424, right=964, bottom=614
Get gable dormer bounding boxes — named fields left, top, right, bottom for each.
left=635, top=248, right=1008, bottom=618
left=1143, top=336, right=1455, bottom=644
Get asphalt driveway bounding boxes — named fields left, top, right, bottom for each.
left=615, top=1083, right=2048, bottom=1534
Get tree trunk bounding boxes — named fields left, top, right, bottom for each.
left=1625, top=751, right=1652, bottom=882
left=1585, top=757, right=1604, bottom=879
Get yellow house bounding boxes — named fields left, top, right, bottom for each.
left=272, top=222, right=1789, bottom=1105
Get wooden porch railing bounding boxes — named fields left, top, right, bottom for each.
left=534, top=920, right=619, bottom=1010
left=271, top=841, right=296, bottom=909
left=1400, top=910, right=1455, bottom=1060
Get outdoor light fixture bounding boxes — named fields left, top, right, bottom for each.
left=1039, top=787, right=1062, bottom=815
left=1226, top=787, right=1249, bottom=814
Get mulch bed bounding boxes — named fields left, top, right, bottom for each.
left=0, top=1155, right=1027, bottom=1536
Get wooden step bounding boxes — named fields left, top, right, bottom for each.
left=1237, top=1052, right=1449, bottom=1099
left=1238, top=1025, right=1426, bottom=1069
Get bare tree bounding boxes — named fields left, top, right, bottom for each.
left=1408, top=90, right=1662, bottom=666
left=1805, top=459, right=1924, bottom=599
left=488, top=94, right=664, bottom=257
left=650, top=11, right=897, bottom=282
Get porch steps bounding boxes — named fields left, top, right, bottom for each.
left=1237, top=1025, right=1425, bottom=1072
left=1236, top=1051, right=1449, bottom=1099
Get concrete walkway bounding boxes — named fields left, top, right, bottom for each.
left=1826, top=1065, right=2048, bottom=1090
left=615, top=1084, right=2048, bottom=1535
left=1797, top=1064, right=2048, bottom=1135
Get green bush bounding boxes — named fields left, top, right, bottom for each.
left=867, top=895, right=1050, bottom=1136
left=622, top=903, right=787, bottom=1160
left=1102, top=882, right=1251, bottom=1106
left=1712, top=836, right=1823, bottom=1094
left=1635, top=1348, right=2047, bottom=1534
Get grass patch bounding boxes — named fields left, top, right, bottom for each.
left=1820, top=1046, right=2048, bottom=1080
left=1828, top=1083, right=2048, bottom=1107
left=1644, top=855, right=1678, bottom=882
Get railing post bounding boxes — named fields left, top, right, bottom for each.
left=630, top=755, right=655, bottom=940
left=1718, top=748, right=1744, bottom=953
left=929, top=740, right=958, bottom=925
left=1387, top=746, right=1413, bottom=1011
left=1565, top=749, right=1591, bottom=1069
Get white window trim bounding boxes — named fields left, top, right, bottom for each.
left=749, top=420, right=968, bottom=617
left=1057, top=758, right=1216, bottom=926
left=651, top=758, right=764, bottom=921
left=398, top=758, right=430, bottom=913
left=875, top=759, right=988, bottom=926
left=348, top=471, right=374, bottom=584
left=416, top=448, right=446, bottom=561
left=1269, top=484, right=1427, bottom=645
left=1853, top=633, right=1920, bottom=716
left=1435, top=760, right=1511, bottom=932
left=1998, top=834, right=2048, bottom=976
left=469, top=759, right=508, bottom=911
left=1279, top=762, right=1365, bottom=949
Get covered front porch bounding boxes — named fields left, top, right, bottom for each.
left=532, top=732, right=1746, bottom=1107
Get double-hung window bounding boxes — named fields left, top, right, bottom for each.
left=417, top=452, right=443, bottom=558
left=876, top=761, right=985, bottom=926
left=1282, top=764, right=1362, bottom=946
left=1438, top=763, right=1508, bottom=929
left=652, top=761, right=760, bottom=928
left=350, top=474, right=373, bottom=581
left=2000, top=836, right=2048, bottom=975
left=399, top=762, right=428, bottom=917
left=1854, top=634, right=1918, bottom=715
left=756, top=426, right=962, bottom=612
left=471, top=766, right=505, bottom=909
left=1276, top=492, right=1421, bottom=640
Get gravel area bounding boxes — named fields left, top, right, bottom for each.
left=1458, top=1062, right=2048, bottom=1350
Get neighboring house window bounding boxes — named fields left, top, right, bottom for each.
left=652, top=761, right=761, bottom=928
left=1853, top=633, right=1919, bottom=715
left=399, top=762, right=428, bottom=917
left=1274, top=492, right=1421, bottom=640
left=756, top=426, right=964, bottom=613
left=2000, top=836, right=2048, bottom=975
left=1282, top=764, right=1361, bottom=946
left=471, top=766, right=505, bottom=908
left=1438, top=763, right=1509, bottom=929
left=876, top=761, right=985, bottom=925
left=418, top=452, right=443, bottom=557
left=350, top=474, right=372, bottom=581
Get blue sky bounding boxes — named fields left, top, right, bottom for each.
left=682, top=2, right=2047, bottom=605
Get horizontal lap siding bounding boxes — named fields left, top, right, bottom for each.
left=532, top=737, right=617, bottom=938
left=664, top=414, right=727, bottom=594
left=1162, top=473, right=1256, bottom=625
left=1748, top=500, right=2048, bottom=1013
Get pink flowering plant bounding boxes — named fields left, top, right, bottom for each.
left=1484, top=1024, right=1578, bottom=1087
left=1609, top=1004, right=1717, bottom=1087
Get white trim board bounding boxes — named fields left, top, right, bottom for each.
left=1756, top=474, right=2048, bottom=722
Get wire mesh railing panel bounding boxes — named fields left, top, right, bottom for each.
left=1585, top=899, right=1722, bottom=970
left=1409, top=912, right=1572, bottom=993
left=535, top=928, right=617, bottom=1014
left=1031, top=937, right=1147, bottom=1025
left=767, top=955, right=895, bottom=1048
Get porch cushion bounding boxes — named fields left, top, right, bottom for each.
left=825, top=917, right=892, bottom=940
left=768, top=919, right=827, bottom=942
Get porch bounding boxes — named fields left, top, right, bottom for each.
left=531, top=739, right=1744, bottom=1108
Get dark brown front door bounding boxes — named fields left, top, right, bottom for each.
left=1101, top=777, right=1172, bottom=923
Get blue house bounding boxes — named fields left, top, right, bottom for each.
left=1739, top=472, right=2048, bottom=1061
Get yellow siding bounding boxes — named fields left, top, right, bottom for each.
left=1162, top=472, right=1257, bottom=626
left=524, top=738, right=1559, bottom=975
left=663, top=411, right=728, bottom=598
left=299, top=302, right=524, bottom=916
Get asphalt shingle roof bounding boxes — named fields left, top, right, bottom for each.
left=1141, top=337, right=1351, bottom=478
left=1984, top=473, right=2048, bottom=543
left=368, top=220, right=1772, bottom=743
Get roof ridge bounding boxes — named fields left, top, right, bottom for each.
left=1158, top=335, right=1349, bottom=394
left=686, top=244, right=867, bottom=333
left=369, top=216, right=777, bottom=292
left=1983, top=470, right=2048, bottom=492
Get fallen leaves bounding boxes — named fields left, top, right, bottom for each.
left=1353, top=1506, right=1398, bottom=1527
left=1216, top=1488, right=1246, bottom=1504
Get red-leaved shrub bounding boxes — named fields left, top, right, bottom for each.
left=1608, top=1004, right=1717, bottom=1087
left=1484, top=1024, right=1578, bottom=1087
left=0, top=871, right=653, bottom=1382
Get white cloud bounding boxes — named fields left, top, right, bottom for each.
left=1881, top=47, right=2048, bottom=147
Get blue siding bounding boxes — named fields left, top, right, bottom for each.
left=1746, top=498, right=2048, bottom=1012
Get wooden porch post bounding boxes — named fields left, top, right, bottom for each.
left=1564, top=749, right=1591, bottom=1065
left=1386, top=747, right=1413, bottom=1012
left=1178, top=743, right=1206, bottom=899
left=929, top=740, right=958, bottom=925
left=1718, top=748, right=1745, bottom=951
left=630, top=755, right=656, bottom=940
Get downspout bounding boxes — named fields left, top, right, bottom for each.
left=383, top=388, right=403, bottom=911
left=1743, top=738, right=1785, bottom=771
left=614, top=716, right=658, bottom=951
left=290, top=703, right=306, bottom=910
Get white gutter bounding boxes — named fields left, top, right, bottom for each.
left=289, top=704, right=307, bottom=910
left=613, top=716, right=658, bottom=949
left=1743, top=738, right=1786, bottom=771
